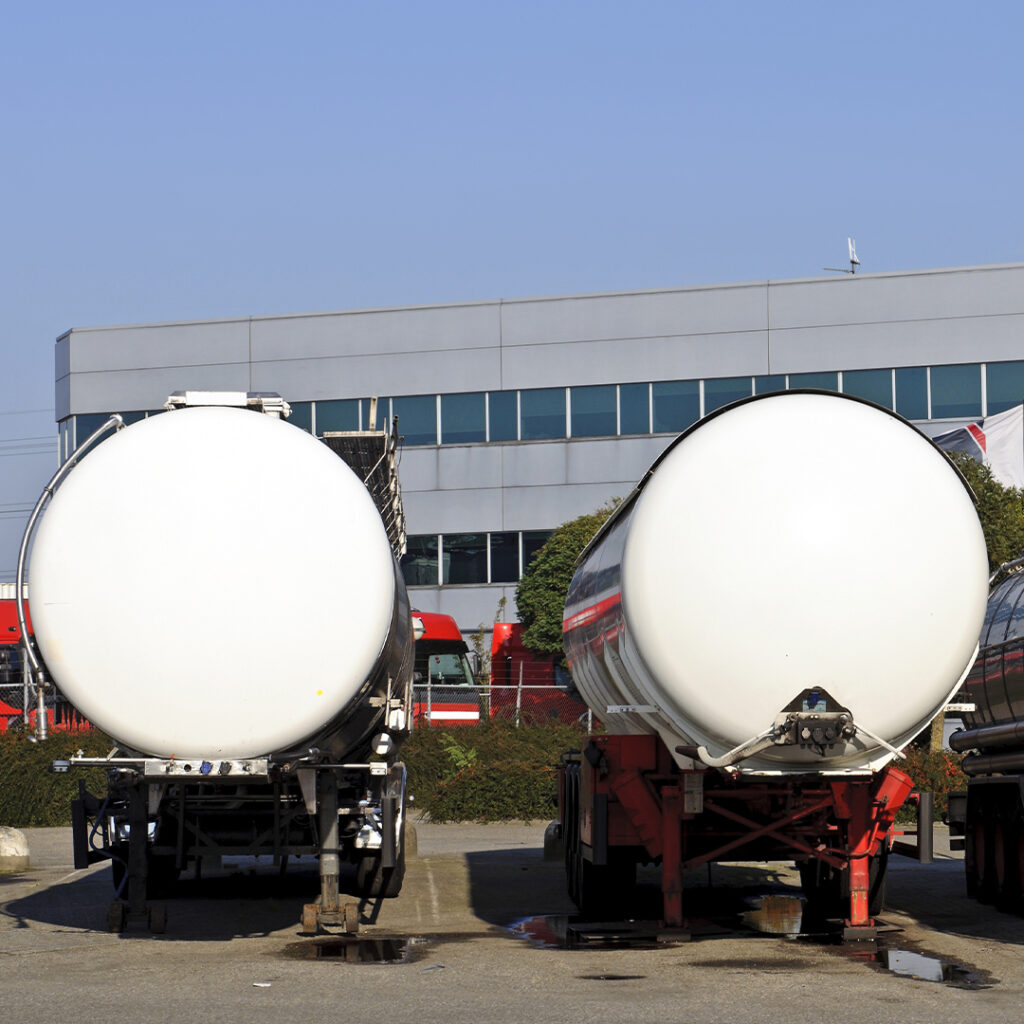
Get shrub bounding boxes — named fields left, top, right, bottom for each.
left=430, top=762, right=559, bottom=822
left=896, top=746, right=968, bottom=820
left=403, top=720, right=583, bottom=821
left=0, top=730, right=113, bottom=827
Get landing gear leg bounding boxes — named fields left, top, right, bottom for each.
left=301, top=770, right=359, bottom=936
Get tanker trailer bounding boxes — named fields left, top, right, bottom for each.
left=18, top=392, right=413, bottom=934
left=559, top=390, right=989, bottom=939
left=948, top=558, right=1024, bottom=912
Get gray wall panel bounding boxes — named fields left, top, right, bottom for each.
left=406, top=584, right=519, bottom=632
left=69, top=364, right=252, bottom=414
left=501, top=443, right=569, bottom=487
left=769, top=265, right=1024, bottom=330
left=55, top=338, right=70, bottom=379
left=500, top=331, right=770, bottom=389
left=250, top=301, right=500, bottom=361
left=68, top=321, right=251, bottom=373
left=501, top=482, right=630, bottom=530
left=55, top=375, right=70, bottom=421
left=395, top=448, right=441, bottom=494
left=435, top=445, right=503, bottom=491
left=501, top=284, right=767, bottom=346
left=770, top=315, right=1024, bottom=374
left=250, top=347, right=502, bottom=401
left=403, top=487, right=503, bottom=533
left=565, top=435, right=671, bottom=485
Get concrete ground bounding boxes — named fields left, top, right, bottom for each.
left=2, top=821, right=1024, bottom=1024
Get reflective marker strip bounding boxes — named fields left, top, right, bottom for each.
left=428, top=711, right=481, bottom=721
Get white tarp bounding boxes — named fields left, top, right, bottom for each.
left=932, top=403, right=1024, bottom=490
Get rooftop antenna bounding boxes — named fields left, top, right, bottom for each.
left=825, top=237, right=861, bottom=275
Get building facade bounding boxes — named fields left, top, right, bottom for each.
left=56, top=262, right=1024, bottom=638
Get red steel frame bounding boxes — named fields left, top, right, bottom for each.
left=560, top=733, right=914, bottom=934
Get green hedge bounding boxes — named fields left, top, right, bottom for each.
left=0, top=729, right=113, bottom=827
left=1, top=722, right=967, bottom=828
left=404, top=721, right=583, bottom=822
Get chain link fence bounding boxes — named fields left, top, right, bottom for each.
left=413, top=682, right=592, bottom=729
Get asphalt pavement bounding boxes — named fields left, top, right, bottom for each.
left=2, top=821, right=1024, bottom=1024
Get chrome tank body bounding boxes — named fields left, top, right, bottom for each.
left=563, top=391, right=990, bottom=775
left=28, top=406, right=413, bottom=763
left=959, top=569, right=1024, bottom=737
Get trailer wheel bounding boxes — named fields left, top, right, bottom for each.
left=148, top=904, right=167, bottom=934
left=576, top=849, right=637, bottom=920
left=993, top=815, right=1022, bottom=911
left=106, top=901, right=127, bottom=933
left=109, top=845, right=179, bottom=899
left=563, top=766, right=581, bottom=905
left=973, top=817, right=997, bottom=904
left=357, top=815, right=406, bottom=899
left=799, top=849, right=887, bottom=919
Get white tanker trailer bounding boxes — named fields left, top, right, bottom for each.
left=558, top=390, right=989, bottom=938
left=19, top=392, right=413, bottom=933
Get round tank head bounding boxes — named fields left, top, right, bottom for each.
left=620, top=391, right=990, bottom=769
left=29, top=406, right=397, bottom=759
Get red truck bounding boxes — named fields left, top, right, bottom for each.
left=411, top=611, right=481, bottom=725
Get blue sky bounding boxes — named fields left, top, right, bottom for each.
left=2, top=1, right=1022, bottom=577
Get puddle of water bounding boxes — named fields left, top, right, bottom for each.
left=510, top=915, right=669, bottom=950
left=282, top=937, right=413, bottom=963
left=832, top=939, right=992, bottom=989
left=884, top=949, right=949, bottom=982
left=741, top=895, right=805, bottom=936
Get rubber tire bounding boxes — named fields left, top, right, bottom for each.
left=109, top=845, right=179, bottom=899
left=357, top=815, right=407, bottom=899
left=576, top=848, right=637, bottom=920
left=799, top=849, right=887, bottom=919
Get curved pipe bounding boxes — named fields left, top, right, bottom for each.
left=949, top=720, right=1024, bottom=753
left=676, top=728, right=778, bottom=769
left=962, top=749, right=1024, bottom=775
left=16, top=415, right=123, bottom=739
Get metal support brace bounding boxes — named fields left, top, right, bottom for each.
left=661, top=786, right=683, bottom=928
left=127, top=782, right=149, bottom=921
left=318, top=772, right=340, bottom=916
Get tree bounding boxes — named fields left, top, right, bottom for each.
left=515, top=503, right=618, bottom=657
left=949, top=451, right=1024, bottom=572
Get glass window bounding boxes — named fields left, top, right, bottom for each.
left=441, top=392, right=485, bottom=444
left=400, top=535, right=438, bottom=586
left=520, top=388, right=566, bottom=440
left=931, top=364, right=981, bottom=419
left=619, top=383, right=649, bottom=434
left=393, top=394, right=437, bottom=446
left=315, top=399, right=358, bottom=433
left=789, top=372, right=839, bottom=392
left=652, top=380, right=699, bottom=433
left=986, top=361, right=1024, bottom=415
left=704, top=377, right=752, bottom=414
left=895, top=367, right=928, bottom=420
left=522, top=530, right=553, bottom=570
left=754, top=375, right=786, bottom=394
left=488, top=391, right=517, bottom=441
left=489, top=532, right=520, bottom=583
left=442, top=533, right=487, bottom=584
left=842, top=369, right=893, bottom=409
left=74, top=413, right=115, bottom=451
left=570, top=384, right=616, bottom=438
left=361, top=397, right=389, bottom=431
left=121, top=411, right=146, bottom=426
left=288, top=402, right=312, bottom=432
